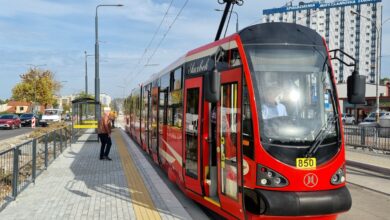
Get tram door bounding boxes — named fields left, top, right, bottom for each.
left=183, top=77, right=203, bottom=195
left=217, top=68, right=244, bottom=218
left=150, top=84, right=159, bottom=163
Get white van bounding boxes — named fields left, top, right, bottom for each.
left=40, top=109, right=62, bottom=126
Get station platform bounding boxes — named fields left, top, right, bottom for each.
left=0, top=129, right=203, bottom=220
left=346, top=146, right=390, bottom=174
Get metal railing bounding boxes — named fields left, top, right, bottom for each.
left=0, top=126, right=72, bottom=209
left=344, top=125, right=390, bottom=152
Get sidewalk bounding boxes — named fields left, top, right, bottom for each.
left=0, top=129, right=193, bottom=220
left=346, top=145, right=390, bottom=175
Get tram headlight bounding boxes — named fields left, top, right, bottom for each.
left=257, top=164, right=288, bottom=187
left=331, top=165, right=346, bottom=185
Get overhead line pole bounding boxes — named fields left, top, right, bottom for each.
left=95, top=4, right=123, bottom=121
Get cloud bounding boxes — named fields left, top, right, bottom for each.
left=0, top=0, right=84, bottom=17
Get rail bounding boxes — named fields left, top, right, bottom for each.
left=0, top=126, right=72, bottom=209
left=344, top=125, right=390, bottom=153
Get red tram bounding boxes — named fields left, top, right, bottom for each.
left=125, top=23, right=352, bottom=219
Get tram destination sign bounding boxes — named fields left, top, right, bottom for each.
left=185, top=56, right=214, bottom=76
left=263, top=0, right=381, bottom=15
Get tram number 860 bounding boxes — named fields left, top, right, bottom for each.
left=296, top=158, right=317, bottom=169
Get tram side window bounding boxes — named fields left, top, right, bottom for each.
left=242, top=82, right=254, bottom=159
left=185, top=88, right=199, bottom=179
left=218, top=48, right=242, bottom=69
left=169, top=67, right=183, bottom=128
left=135, top=93, right=141, bottom=119
left=141, top=86, right=149, bottom=137
left=160, top=74, right=170, bottom=126
left=151, top=80, right=159, bottom=153
left=220, top=83, right=239, bottom=200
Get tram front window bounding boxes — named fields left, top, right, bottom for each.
left=245, top=44, right=339, bottom=164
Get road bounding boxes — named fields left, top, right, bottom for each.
left=0, top=127, right=32, bottom=141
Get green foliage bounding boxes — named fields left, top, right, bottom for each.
left=110, top=98, right=123, bottom=112
left=75, top=91, right=94, bottom=100
left=0, top=99, right=8, bottom=104
left=62, top=103, right=71, bottom=113
left=11, top=68, right=60, bottom=107
left=381, top=77, right=390, bottom=85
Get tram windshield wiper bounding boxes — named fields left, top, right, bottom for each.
left=305, top=114, right=338, bottom=158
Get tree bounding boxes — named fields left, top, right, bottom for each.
left=75, top=91, right=94, bottom=100
left=381, top=77, right=390, bottom=85
left=0, top=99, right=9, bottom=105
left=12, top=68, right=61, bottom=108
left=110, top=98, right=123, bottom=113
left=62, top=103, right=71, bottom=113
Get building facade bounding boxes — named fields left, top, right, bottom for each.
left=262, top=0, right=383, bottom=84
left=100, top=93, right=112, bottom=107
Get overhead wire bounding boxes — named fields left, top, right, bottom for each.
left=135, top=0, right=190, bottom=78
left=136, top=0, right=174, bottom=66
left=123, top=0, right=174, bottom=83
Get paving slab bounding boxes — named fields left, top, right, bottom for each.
left=0, top=131, right=192, bottom=220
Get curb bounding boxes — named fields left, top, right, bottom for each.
left=346, top=160, right=390, bottom=176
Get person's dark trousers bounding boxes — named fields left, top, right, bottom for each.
left=98, top=133, right=112, bottom=159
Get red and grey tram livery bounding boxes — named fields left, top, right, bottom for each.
left=125, top=23, right=352, bottom=220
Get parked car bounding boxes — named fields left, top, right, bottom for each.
left=20, top=113, right=40, bottom=127
left=362, top=111, right=390, bottom=123
left=39, top=109, right=62, bottom=126
left=341, top=113, right=355, bottom=124
left=0, top=114, right=21, bottom=129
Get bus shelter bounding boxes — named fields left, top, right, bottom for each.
left=71, top=97, right=100, bottom=142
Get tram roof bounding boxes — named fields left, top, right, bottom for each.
left=136, top=23, right=324, bottom=90
left=239, top=22, right=324, bottom=46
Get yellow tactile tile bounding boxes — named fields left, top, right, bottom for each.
left=113, top=130, right=161, bottom=220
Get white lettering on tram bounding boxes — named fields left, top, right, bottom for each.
left=189, top=59, right=210, bottom=74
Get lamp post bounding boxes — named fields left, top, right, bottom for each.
left=215, top=9, right=239, bottom=32
left=27, top=64, right=46, bottom=113
left=84, top=51, right=94, bottom=95
left=95, top=4, right=123, bottom=121
left=351, top=10, right=390, bottom=122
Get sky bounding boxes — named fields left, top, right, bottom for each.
left=0, top=0, right=389, bottom=100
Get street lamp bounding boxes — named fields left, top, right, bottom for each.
left=215, top=9, right=239, bottom=32
left=84, top=51, right=94, bottom=95
left=351, top=10, right=390, bottom=122
left=95, top=4, right=123, bottom=121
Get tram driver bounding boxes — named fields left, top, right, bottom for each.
left=261, top=87, right=287, bottom=120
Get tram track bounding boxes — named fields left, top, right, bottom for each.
left=346, top=165, right=390, bottom=197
